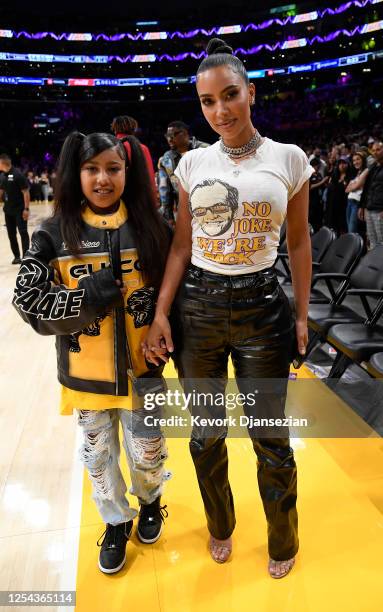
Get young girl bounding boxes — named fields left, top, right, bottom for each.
left=12, top=132, right=171, bottom=574
left=144, top=38, right=313, bottom=578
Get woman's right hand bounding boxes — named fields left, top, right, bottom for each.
left=142, top=312, right=174, bottom=365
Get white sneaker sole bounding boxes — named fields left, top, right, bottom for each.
left=137, top=524, right=162, bottom=544
left=98, top=553, right=126, bottom=574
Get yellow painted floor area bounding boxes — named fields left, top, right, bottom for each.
left=75, top=364, right=383, bottom=612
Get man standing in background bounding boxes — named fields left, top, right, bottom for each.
left=158, top=121, right=209, bottom=225
left=359, top=141, right=383, bottom=249
left=0, top=154, right=30, bottom=264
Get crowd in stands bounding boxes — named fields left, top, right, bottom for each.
left=24, top=170, right=56, bottom=203
left=13, top=133, right=382, bottom=250
left=1, top=81, right=382, bottom=249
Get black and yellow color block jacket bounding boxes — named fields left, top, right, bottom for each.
left=12, top=202, right=164, bottom=409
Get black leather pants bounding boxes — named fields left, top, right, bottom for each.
left=172, top=264, right=298, bottom=561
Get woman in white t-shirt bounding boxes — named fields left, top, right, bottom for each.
left=143, top=38, right=313, bottom=578
left=345, top=151, right=368, bottom=233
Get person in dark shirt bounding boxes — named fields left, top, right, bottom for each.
left=359, top=140, right=383, bottom=249
left=0, top=154, right=30, bottom=264
left=309, top=157, right=329, bottom=232
left=325, top=157, right=352, bottom=235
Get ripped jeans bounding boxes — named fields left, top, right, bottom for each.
left=77, top=408, right=168, bottom=526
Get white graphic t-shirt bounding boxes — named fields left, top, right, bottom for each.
left=174, top=138, right=313, bottom=275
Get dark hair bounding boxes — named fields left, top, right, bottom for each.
left=310, top=157, right=321, bottom=168
left=0, top=153, right=11, bottom=164
left=167, top=120, right=189, bottom=132
left=352, top=151, right=367, bottom=170
left=54, top=131, right=170, bottom=288
left=332, top=157, right=352, bottom=183
left=197, top=37, right=248, bottom=84
left=111, top=115, right=138, bottom=135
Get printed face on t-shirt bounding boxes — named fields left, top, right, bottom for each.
left=190, top=180, right=238, bottom=236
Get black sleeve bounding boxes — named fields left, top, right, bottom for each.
left=360, top=166, right=376, bottom=209
left=12, top=226, right=123, bottom=336
left=16, top=170, right=29, bottom=191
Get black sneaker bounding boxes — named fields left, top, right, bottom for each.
left=97, top=520, right=133, bottom=574
left=12, top=257, right=21, bottom=265
left=137, top=497, right=168, bottom=544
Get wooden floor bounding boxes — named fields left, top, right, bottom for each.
left=1, top=203, right=383, bottom=611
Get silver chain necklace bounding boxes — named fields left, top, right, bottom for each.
left=220, top=131, right=263, bottom=159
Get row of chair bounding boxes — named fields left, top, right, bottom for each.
left=277, top=226, right=383, bottom=381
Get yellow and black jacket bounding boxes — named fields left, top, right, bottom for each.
left=13, top=202, right=164, bottom=402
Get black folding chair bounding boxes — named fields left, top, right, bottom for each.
left=277, top=226, right=335, bottom=285
left=283, top=233, right=363, bottom=306
left=305, top=245, right=383, bottom=363
left=365, top=353, right=383, bottom=379
left=323, top=245, right=383, bottom=379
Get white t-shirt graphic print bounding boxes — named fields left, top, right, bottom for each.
left=175, top=138, right=313, bottom=275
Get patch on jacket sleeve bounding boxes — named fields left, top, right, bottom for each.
left=125, top=287, right=155, bottom=328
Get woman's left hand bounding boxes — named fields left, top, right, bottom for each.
left=295, top=319, right=308, bottom=355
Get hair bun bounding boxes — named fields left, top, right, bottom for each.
left=206, top=37, right=234, bottom=56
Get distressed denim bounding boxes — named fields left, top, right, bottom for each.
left=77, top=408, right=168, bottom=526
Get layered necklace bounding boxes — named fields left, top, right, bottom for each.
left=220, top=130, right=263, bottom=160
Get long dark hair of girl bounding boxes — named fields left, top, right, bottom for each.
left=53, top=131, right=170, bottom=289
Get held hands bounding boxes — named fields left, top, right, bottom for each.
left=141, top=312, right=174, bottom=365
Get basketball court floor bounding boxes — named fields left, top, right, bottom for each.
left=1, top=203, right=382, bottom=611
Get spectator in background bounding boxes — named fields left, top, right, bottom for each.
left=309, top=158, right=328, bottom=232
left=359, top=140, right=383, bottom=248
left=340, top=143, right=353, bottom=163
left=32, top=175, right=43, bottom=202
left=0, top=153, right=30, bottom=264
left=49, top=171, right=57, bottom=200
left=40, top=171, right=50, bottom=204
left=345, top=151, right=368, bottom=233
left=366, top=137, right=376, bottom=168
left=111, top=115, right=157, bottom=200
left=325, top=157, right=352, bottom=235
left=157, top=121, right=209, bottom=225
left=309, top=146, right=327, bottom=178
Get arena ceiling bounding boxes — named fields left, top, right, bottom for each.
left=1, top=0, right=313, bottom=28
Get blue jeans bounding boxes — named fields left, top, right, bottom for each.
left=77, top=408, right=168, bottom=525
left=346, top=197, right=359, bottom=233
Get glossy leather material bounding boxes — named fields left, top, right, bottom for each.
left=173, top=264, right=299, bottom=560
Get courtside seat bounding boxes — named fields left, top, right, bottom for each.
left=304, top=245, right=383, bottom=365
left=284, top=233, right=363, bottom=306
left=365, top=352, right=383, bottom=378
left=307, top=303, right=363, bottom=335
left=328, top=324, right=383, bottom=362
left=277, top=226, right=335, bottom=285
